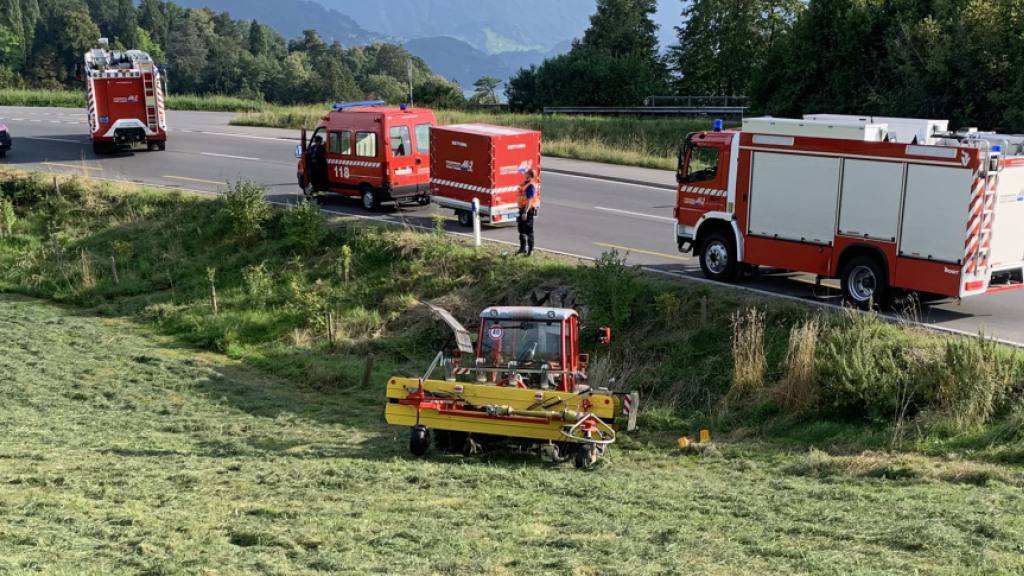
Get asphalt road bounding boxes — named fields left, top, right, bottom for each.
left=4, top=105, right=1024, bottom=344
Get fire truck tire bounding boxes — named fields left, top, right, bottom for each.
left=417, top=195, right=431, bottom=206
left=410, top=425, right=430, bottom=457
left=91, top=142, right=109, bottom=155
left=840, top=255, right=888, bottom=309
left=0, top=150, right=5, bottom=158
left=361, top=186, right=380, bottom=211
left=157, top=141, right=166, bottom=151
left=456, top=210, right=472, bottom=227
left=699, top=231, right=739, bottom=281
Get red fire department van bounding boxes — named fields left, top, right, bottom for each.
left=430, top=124, right=542, bottom=227
left=80, top=39, right=167, bottom=154
left=675, top=115, right=1024, bottom=306
left=296, top=101, right=435, bottom=210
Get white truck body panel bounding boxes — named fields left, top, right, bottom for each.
left=990, top=166, right=1024, bottom=270
left=743, top=116, right=888, bottom=142
left=899, top=165, right=974, bottom=264
left=747, top=152, right=841, bottom=245
left=838, top=159, right=904, bottom=242
left=804, top=114, right=949, bottom=145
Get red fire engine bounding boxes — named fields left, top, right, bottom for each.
left=80, top=39, right=166, bottom=154
left=296, top=101, right=435, bottom=210
left=430, top=124, right=542, bottom=227
left=675, top=115, right=1024, bottom=306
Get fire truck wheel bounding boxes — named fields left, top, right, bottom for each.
left=417, top=195, right=431, bottom=206
left=410, top=425, right=430, bottom=457
left=157, top=141, right=166, bottom=151
left=361, top=187, right=380, bottom=211
left=841, top=255, right=888, bottom=309
left=699, top=232, right=739, bottom=281
left=91, top=142, right=108, bottom=155
left=456, top=210, right=472, bottom=227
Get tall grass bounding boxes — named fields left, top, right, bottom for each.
left=0, top=88, right=265, bottom=112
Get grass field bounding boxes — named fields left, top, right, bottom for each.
left=0, top=88, right=265, bottom=112
left=3, top=294, right=1024, bottom=575
left=231, top=106, right=714, bottom=170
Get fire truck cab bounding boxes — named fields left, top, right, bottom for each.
left=296, top=101, right=435, bottom=210
left=675, top=116, right=1024, bottom=306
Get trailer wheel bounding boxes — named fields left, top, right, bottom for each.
left=361, top=186, right=380, bottom=211
left=456, top=210, right=472, bottom=228
left=699, top=231, right=739, bottom=281
left=574, top=444, right=596, bottom=469
left=841, top=255, right=888, bottom=309
left=410, top=425, right=430, bottom=457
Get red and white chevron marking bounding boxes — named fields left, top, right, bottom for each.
left=681, top=185, right=727, bottom=197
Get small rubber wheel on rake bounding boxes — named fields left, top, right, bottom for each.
left=410, top=425, right=430, bottom=457
left=574, top=443, right=598, bottom=469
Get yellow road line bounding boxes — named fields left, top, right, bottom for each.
left=594, top=242, right=691, bottom=262
left=162, top=175, right=224, bottom=186
left=43, top=162, right=101, bottom=171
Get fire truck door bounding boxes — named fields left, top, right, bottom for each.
left=678, top=139, right=728, bottom=218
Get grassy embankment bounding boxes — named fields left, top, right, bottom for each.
left=0, top=88, right=265, bottom=113
left=231, top=106, right=707, bottom=170
left=2, top=169, right=1024, bottom=572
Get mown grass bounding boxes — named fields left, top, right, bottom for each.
left=3, top=294, right=1024, bottom=575
left=0, top=88, right=265, bottom=112
left=231, top=106, right=714, bottom=170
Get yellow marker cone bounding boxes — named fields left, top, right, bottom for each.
left=677, top=436, right=691, bottom=449
left=699, top=429, right=711, bottom=443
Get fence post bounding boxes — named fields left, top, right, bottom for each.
left=471, top=198, right=481, bottom=248
left=361, top=354, right=375, bottom=389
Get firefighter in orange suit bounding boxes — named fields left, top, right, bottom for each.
left=517, top=169, right=540, bottom=256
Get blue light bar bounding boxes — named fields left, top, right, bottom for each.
left=713, top=119, right=724, bottom=132
left=333, top=100, right=386, bottom=111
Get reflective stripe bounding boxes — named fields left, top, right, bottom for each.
left=328, top=158, right=382, bottom=168
left=432, top=178, right=520, bottom=195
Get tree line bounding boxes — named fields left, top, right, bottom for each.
left=509, top=0, right=1024, bottom=132
left=0, top=0, right=466, bottom=107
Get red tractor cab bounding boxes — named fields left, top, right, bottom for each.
left=475, top=306, right=588, bottom=391
left=296, top=101, right=435, bottom=210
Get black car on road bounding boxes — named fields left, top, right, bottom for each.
left=0, top=124, right=10, bottom=158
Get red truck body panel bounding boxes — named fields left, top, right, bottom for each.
left=430, top=124, right=542, bottom=225
left=297, top=106, right=436, bottom=205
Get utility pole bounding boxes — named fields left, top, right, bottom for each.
left=407, top=59, right=414, bottom=106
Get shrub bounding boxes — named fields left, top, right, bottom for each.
left=242, top=263, right=274, bottom=308
left=221, top=181, right=270, bottom=240
left=0, top=197, right=15, bottom=236
left=581, top=250, right=650, bottom=330
left=776, top=318, right=820, bottom=412
left=282, top=200, right=326, bottom=252
left=935, top=337, right=1021, bottom=431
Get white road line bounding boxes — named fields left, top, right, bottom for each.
left=547, top=170, right=674, bottom=191
left=593, top=206, right=675, bottom=222
left=196, top=130, right=295, bottom=142
left=26, top=137, right=84, bottom=144
left=200, top=152, right=260, bottom=161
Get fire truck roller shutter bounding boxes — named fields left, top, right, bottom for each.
left=748, top=152, right=841, bottom=245
left=900, top=165, right=974, bottom=264
left=838, top=159, right=904, bottom=242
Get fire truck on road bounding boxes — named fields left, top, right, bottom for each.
left=81, top=39, right=167, bottom=154
left=675, top=115, right=1024, bottom=306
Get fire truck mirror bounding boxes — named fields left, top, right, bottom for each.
left=598, top=327, right=612, bottom=346
left=294, top=144, right=303, bottom=159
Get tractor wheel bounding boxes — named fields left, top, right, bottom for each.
left=456, top=210, right=472, bottom=228
left=574, top=444, right=596, bottom=469
left=409, top=425, right=430, bottom=457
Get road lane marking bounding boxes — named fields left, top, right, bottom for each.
left=27, top=137, right=85, bottom=144
left=200, top=152, right=260, bottom=161
left=547, top=170, right=674, bottom=191
left=162, top=175, right=224, bottom=186
left=43, top=162, right=101, bottom=171
left=196, top=130, right=296, bottom=142
left=594, top=242, right=691, bottom=262
left=593, top=206, right=675, bottom=222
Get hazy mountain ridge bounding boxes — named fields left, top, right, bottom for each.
left=173, top=0, right=383, bottom=46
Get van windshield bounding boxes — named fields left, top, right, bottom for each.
left=478, top=319, right=563, bottom=367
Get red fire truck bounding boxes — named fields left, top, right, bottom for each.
left=81, top=40, right=166, bottom=154
left=430, top=124, right=542, bottom=227
left=675, top=115, right=1024, bottom=306
left=296, top=101, right=435, bottom=210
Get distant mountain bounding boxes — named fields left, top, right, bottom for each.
left=403, top=36, right=568, bottom=95
left=318, top=0, right=595, bottom=53
left=173, top=0, right=381, bottom=46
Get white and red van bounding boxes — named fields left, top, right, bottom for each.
left=296, top=101, right=436, bottom=210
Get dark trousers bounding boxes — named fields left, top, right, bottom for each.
left=517, top=210, right=535, bottom=253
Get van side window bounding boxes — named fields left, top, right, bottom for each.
left=390, top=126, right=412, bottom=157
left=415, top=123, right=431, bottom=154
left=355, top=132, right=377, bottom=157
left=330, top=130, right=352, bottom=155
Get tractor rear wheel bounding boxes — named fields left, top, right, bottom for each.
left=409, top=425, right=430, bottom=457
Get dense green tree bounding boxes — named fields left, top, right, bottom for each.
left=471, top=75, right=501, bottom=105
left=671, top=0, right=802, bottom=96
left=413, top=75, right=465, bottom=108
left=85, top=0, right=137, bottom=48
left=581, top=0, right=661, bottom=59
left=27, top=0, right=100, bottom=86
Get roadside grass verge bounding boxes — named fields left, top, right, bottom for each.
left=0, top=88, right=265, bottom=112
left=2, top=293, right=1024, bottom=575
left=1, top=167, right=1024, bottom=459
left=231, top=106, right=712, bottom=170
